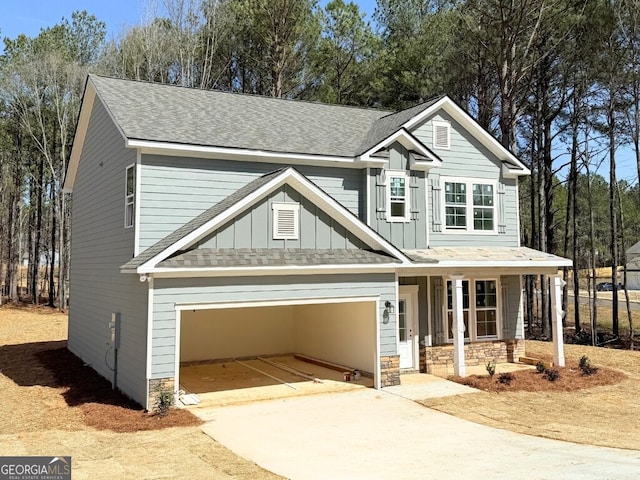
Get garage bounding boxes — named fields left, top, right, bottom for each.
left=176, top=299, right=378, bottom=404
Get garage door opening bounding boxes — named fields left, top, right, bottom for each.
left=176, top=300, right=378, bottom=405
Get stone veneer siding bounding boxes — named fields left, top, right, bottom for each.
left=420, top=340, right=525, bottom=377
left=380, top=355, right=401, bottom=386
left=148, top=377, right=175, bottom=411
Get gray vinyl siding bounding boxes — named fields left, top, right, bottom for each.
left=139, top=155, right=365, bottom=252
left=151, top=273, right=396, bottom=379
left=197, top=185, right=366, bottom=249
left=501, top=275, right=524, bottom=339
left=412, top=111, right=520, bottom=247
left=368, top=143, right=428, bottom=249
left=67, top=98, right=148, bottom=406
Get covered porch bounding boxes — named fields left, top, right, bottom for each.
left=399, top=246, right=573, bottom=378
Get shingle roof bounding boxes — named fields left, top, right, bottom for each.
left=403, top=247, right=571, bottom=266
left=90, top=75, right=395, bottom=158
left=121, top=168, right=286, bottom=271
left=356, top=97, right=443, bottom=155
left=157, top=248, right=399, bottom=268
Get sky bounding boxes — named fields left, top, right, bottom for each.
left=1, top=0, right=378, bottom=43
left=1, top=1, right=637, bottom=184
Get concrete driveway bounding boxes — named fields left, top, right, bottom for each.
left=199, top=387, right=640, bottom=480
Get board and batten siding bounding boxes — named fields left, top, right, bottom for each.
left=412, top=111, right=520, bottom=247
left=67, top=97, right=148, bottom=406
left=367, top=143, right=428, bottom=249
left=150, top=273, right=396, bottom=379
left=138, top=155, right=365, bottom=252
left=197, top=185, right=367, bottom=249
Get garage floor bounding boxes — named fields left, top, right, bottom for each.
left=180, top=355, right=374, bottom=407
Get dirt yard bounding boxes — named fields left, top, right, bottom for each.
left=0, top=305, right=282, bottom=480
left=422, top=341, right=640, bottom=450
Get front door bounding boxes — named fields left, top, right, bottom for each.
left=398, top=291, right=417, bottom=369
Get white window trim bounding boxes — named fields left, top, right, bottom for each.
left=432, top=120, right=451, bottom=150
left=124, top=164, right=135, bottom=229
left=272, top=202, right=300, bottom=240
left=386, top=170, right=411, bottom=223
left=444, top=277, right=501, bottom=343
left=441, top=176, right=498, bottom=234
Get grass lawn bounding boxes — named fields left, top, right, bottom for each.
left=0, top=305, right=282, bottom=480
left=421, top=340, right=640, bottom=450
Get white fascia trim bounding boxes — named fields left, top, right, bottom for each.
left=145, top=276, right=154, bottom=410
left=143, top=263, right=401, bottom=278
left=137, top=168, right=411, bottom=271
left=502, top=162, right=528, bottom=179
left=401, top=259, right=572, bottom=269
left=65, top=78, right=131, bottom=192
left=134, top=151, right=142, bottom=255
left=357, top=128, right=441, bottom=169
left=401, top=96, right=531, bottom=176
left=64, top=83, right=95, bottom=192
left=126, top=139, right=362, bottom=169
left=175, top=295, right=379, bottom=311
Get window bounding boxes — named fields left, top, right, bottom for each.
left=386, top=172, right=410, bottom=222
left=442, top=178, right=496, bottom=232
left=475, top=280, right=498, bottom=337
left=472, top=184, right=494, bottom=231
left=433, top=120, right=450, bottom=149
left=444, top=182, right=466, bottom=229
left=125, top=165, right=135, bottom=228
left=272, top=203, right=300, bottom=239
left=445, top=278, right=499, bottom=341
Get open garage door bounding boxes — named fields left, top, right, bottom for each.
left=177, top=299, right=377, bottom=402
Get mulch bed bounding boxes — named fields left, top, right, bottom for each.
left=36, top=346, right=202, bottom=432
left=450, top=359, right=626, bottom=392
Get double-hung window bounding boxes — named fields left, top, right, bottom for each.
left=445, top=278, right=499, bottom=341
left=386, top=171, right=410, bottom=222
left=125, top=165, right=135, bottom=228
left=443, top=178, right=496, bottom=232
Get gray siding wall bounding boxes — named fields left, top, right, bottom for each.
left=501, top=275, right=524, bottom=339
left=368, top=143, right=428, bottom=249
left=197, top=185, right=366, bottom=249
left=68, top=98, right=148, bottom=406
left=151, top=273, right=396, bottom=379
left=139, top=155, right=365, bottom=251
left=413, top=111, right=520, bottom=247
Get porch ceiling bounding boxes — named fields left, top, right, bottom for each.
left=401, top=246, right=571, bottom=274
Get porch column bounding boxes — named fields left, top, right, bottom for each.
left=450, top=275, right=466, bottom=377
left=549, top=274, right=566, bottom=367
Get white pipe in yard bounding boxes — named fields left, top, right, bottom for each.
left=234, top=360, right=298, bottom=390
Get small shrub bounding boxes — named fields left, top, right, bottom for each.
left=579, top=355, right=598, bottom=376
left=535, top=361, right=546, bottom=374
left=154, top=389, right=174, bottom=417
left=543, top=368, right=560, bottom=382
left=498, top=372, right=515, bottom=385
left=485, top=361, right=496, bottom=377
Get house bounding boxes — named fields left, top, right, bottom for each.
left=625, top=241, right=640, bottom=290
left=64, top=75, right=571, bottom=409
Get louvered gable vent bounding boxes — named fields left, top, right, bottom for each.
left=433, top=120, right=450, bottom=149
left=272, top=203, right=300, bottom=240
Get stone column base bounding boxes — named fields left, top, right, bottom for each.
left=380, top=355, right=400, bottom=386
left=148, top=377, right=175, bottom=411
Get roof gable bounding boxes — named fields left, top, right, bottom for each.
left=122, top=167, right=411, bottom=274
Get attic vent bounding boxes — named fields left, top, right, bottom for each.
left=272, top=203, right=300, bottom=240
left=433, top=120, right=451, bottom=149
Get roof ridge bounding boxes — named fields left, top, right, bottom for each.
left=90, top=74, right=392, bottom=115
